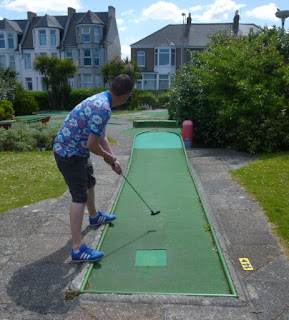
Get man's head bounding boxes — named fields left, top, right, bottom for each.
left=110, top=74, right=135, bottom=107
left=110, top=74, right=134, bottom=96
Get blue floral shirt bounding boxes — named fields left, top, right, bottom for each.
left=53, top=91, right=112, bottom=157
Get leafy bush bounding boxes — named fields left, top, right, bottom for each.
left=29, top=91, right=49, bottom=111
left=0, top=99, right=14, bottom=120
left=13, top=90, right=39, bottom=116
left=169, top=27, right=289, bottom=153
left=139, top=91, right=158, bottom=109
left=67, top=87, right=107, bottom=109
left=0, top=122, right=59, bottom=152
left=157, top=91, right=170, bottom=108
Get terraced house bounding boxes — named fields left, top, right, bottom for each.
left=131, top=12, right=259, bottom=90
left=0, top=6, right=121, bottom=91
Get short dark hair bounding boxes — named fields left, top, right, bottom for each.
left=110, top=74, right=134, bottom=96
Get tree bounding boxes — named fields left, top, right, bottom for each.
left=0, top=67, right=22, bottom=102
left=168, top=27, right=289, bottom=153
left=101, top=56, right=141, bottom=85
left=34, top=56, right=77, bottom=108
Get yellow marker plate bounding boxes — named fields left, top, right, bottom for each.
left=239, top=258, right=253, bottom=270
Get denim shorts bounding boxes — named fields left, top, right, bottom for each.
left=54, top=152, right=96, bottom=203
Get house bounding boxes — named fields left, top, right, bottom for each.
left=0, top=6, right=121, bottom=91
left=131, top=13, right=259, bottom=90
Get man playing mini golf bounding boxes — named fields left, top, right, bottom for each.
left=54, top=74, right=134, bottom=262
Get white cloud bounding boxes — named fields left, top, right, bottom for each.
left=121, top=9, right=134, bottom=17
left=192, top=0, right=245, bottom=22
left=245, top=3, right=279, bottom=22
left=121, top=44, right=131, bottom=60
left=119, top=26, right=127, bottom=32
left=142, top=1, right=185, bottom=22
left=117, top=18, right=124, bottom=26
left=0, top=0, right=82, bottom=12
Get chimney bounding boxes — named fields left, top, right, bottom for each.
left=68, top=7, right=76, bottom=17
left=187, top=13, right=191, bottom=25
left=27, top=11, right=36, bottom=21
left=233, top=10, right=240, bottom=35
left=108, top=6, right=115, bottom=19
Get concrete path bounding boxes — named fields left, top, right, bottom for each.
left=0, top=110, right=289, bottom=320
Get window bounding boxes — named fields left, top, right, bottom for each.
left=95, top=74, right=101, bottom=87
left=94, top=27, right=100, bottom=43
left=0, top=34, right=4, bottom=48
left=143, top=74, right=156, bottom=90
left=50, top=30, right=56, bottom=46
left=171, top=49, right=175, bottom=66
left=51, top=52, right=57, bottom=57
left=159, top=48, right=169, bottom=65
left=0, top=55, right=6, bottom=68
left=83, top=74, right=92, bottom=88
left=137, top=51, right=145, bottom=67
left=68, top=78, right=74, bottom=89
left=25, top=77, right=33, bottom=91
left=24, top=53, right=31, bottom=69
left=9, top=55, right=15, bottom=70
left=41, top=77, right=48, bottom=91
left=39, top=30, right=47, bottom=46
left=94, top=50, right=99, bottom=66
left=8, top=34, right=14, bottom=49
left=155, top=48, right=175, bottom=66
left=84, top=49, right=91, bottom=66
left=39, top=52, right=47, bottom=56
left=82, top=27, right=90, bottom=42
left=66, top=50, right=73, bottom=60
left=159, top=75, right=169, bottom=89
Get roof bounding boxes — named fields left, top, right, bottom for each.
left=131, top=23, right=259, bottom=48
left=76, top=10, right=104, bottom=25
left=0, top=10, right=109, bottom=49
left=34, top=14, right=63, bottom=29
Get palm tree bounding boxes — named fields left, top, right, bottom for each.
left=34, top=55, right=77, bottom=108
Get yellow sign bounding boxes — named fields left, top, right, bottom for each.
left=239, top=258, right=253, bottom=270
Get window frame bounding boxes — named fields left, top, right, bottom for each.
left=0, top=34, right=5, bottom=48
left=24, top=53, right=32, bottom=69
left=83, top=49, right=92, bottom=66
left=50, top=30, right=56, bottom=46
left=8, top=33, right=14, bottom=49
left=137, top=51, right=145, bottom=67
left=82, top=26, right=91, bottom=43
left=39, top=30, right=47, bottom=46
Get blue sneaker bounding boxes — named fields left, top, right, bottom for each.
left=71, top=243, right=104, bottom=263
left=89, top=210, right=116, bottom=226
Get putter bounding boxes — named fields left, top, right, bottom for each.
left=121, top=173, right=160, bottom=216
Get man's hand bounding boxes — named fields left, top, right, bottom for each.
left=112, top=160, right=122, bottom=175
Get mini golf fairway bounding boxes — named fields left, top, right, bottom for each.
left=81, top=132, right=236, bottom=296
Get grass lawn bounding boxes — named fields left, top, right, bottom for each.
left=0, top=138, right=117, bottom=214
left=231, top=151, right=289, bottom=249
left=0, top=151, right=67, bottom=214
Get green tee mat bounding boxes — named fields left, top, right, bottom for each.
left=80, top=132, right=236, bottom=296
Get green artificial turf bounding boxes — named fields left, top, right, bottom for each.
left=83, top=132, right=234, bottom=296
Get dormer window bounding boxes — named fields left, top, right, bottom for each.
left=82, top=27, right=90, bottom=42
left=39, top=30, right=47, bottom=46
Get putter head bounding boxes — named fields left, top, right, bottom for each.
left=151, top=210, right=160, bottom=216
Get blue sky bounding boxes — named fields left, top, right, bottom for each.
left=0, top=0, right=288, bottom=58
